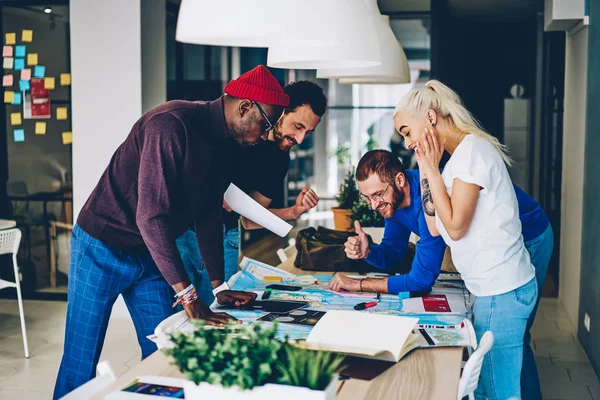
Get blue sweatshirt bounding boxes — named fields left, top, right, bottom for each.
left=365, top=169, right=550, bottom=294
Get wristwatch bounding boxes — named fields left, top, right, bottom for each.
left=212, top=282, right=230, bottom=296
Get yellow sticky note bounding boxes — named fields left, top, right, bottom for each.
left=22, top=30, right=33, bottom=43
left=27, top=53, right=38, bottom=66
left=44, top=77, right=55, bottom=89
left=62, top=131, right=72, bottom=145
left=57, top=107, right=68, bottom=120
left=10, top=112, right=21, bottom=126
left=4, top=91, right=14, bottom=103
left=60, top=73, right=71, bottom=86
left=35, top=122, right=46, bottom=135
left=5, top=33, right=16, bottom=45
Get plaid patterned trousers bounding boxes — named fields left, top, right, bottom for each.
left=53, top=224, right=175, bottom=399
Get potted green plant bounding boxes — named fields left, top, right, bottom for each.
left=332, top=169, right=360, bottom=231
left=166, top=321, right=344, bottom=399
left=350, top=200, right=385, bottom=244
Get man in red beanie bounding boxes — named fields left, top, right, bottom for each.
left=54, top=65, right=288, bottom=399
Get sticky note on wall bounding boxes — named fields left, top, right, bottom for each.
left=14, top=58, right=24, bottom=71
left=62, top=131, right=72, bottom=145
left=11, top=112, right=21, bottom=126
left=60, top=73, right=71, bottom=86
left=3, top=45, right=12, bottom=57
left=3, top=57, right=13, bottom=69
left=22, top=30, right=33, bottom=42
left=20, top=69, right=31, bottom=81
left=33, top=65, right=45, bottom=78
left=5, top=33, right=16, bottom=45
left=15, top=45, right=26, bottom=57
left=44, top=77, right=55, bottom=89
left=3, top=75, right=13, bottom=87
left=56, top=107, right=68, bottom=120
left=27, top=53, right=37, bottom=65
left=19, top=80, right=30, bottom=92
left=35, top=122, right=46, bottom=135
left=4, top=91, right=14, bottom=103
left=14, top=129, right=24, bottom=142
left=12, top=92, right=21, bottom=105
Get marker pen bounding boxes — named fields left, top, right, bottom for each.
left=354, top=301, right=377, bottom=310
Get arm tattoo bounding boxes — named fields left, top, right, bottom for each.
left=421, top=179, right=436, bottom=216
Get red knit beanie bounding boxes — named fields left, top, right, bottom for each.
left=224, top=65, right=289, bottom=107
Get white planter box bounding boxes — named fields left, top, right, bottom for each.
left=183, top=376, right=337, bottom=400
left=362, top=227, right=385, bottom=244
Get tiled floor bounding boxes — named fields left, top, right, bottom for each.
left=0, top=297, right=597, bottom=399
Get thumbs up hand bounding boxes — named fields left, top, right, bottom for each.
left=344, top=221, right=370, bottom=259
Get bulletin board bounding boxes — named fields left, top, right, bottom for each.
left=3, top=29, right=72, bottom=145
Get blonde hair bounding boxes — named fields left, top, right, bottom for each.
left=394, top=80, right=512, bottom=166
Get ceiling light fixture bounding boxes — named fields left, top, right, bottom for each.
left=44, top=6, right=52, bottom=14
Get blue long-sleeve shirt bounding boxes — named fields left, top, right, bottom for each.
left=365, top=169, right=549, bottom=294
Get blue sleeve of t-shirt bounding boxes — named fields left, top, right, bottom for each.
left=365, top=216, right=410, bottom=270
left=386, top=211, right=447, bottom=294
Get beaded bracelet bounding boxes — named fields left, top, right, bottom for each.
left=172, top=286, right=198, bottom=307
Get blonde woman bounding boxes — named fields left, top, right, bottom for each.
left=394, top=80, right=537, bottom=400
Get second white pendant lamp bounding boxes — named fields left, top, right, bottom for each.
left=266, top=0, right=382, bottom=70
left=316, top=0, right=410, bottom=84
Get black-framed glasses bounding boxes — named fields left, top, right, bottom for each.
left=252, top=101, right=276, bottom=132
left=360, top=184, right=391, bottom=205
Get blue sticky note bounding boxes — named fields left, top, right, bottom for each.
left=12, top=92, right=21, bottom=105
left=19, top=79, right=30, bottom=91
left=14, top=129, right=24, bottom=142
left=15, top=45, right=26, bottom=57
left=14, top=58, right=24, bottom=70
left=33, top=65, right=45, bottom=78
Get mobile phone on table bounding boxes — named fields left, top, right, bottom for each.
left=265, top=284, right=302, bottom=291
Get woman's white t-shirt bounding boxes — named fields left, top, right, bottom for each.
left=435, top=134, right=534, bottom=297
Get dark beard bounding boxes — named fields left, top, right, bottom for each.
left=377, top=184, right=405, bottom=217
left=272, top=128, right=293, bottom=151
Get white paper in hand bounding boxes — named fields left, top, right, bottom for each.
left=224, top=183, right=292, bottom=237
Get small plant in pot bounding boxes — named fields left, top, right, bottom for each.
left=332, top=169, right=360, bottom=232
left=166, top=320, right=344, bottom=399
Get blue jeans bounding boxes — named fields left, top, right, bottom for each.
left=521, top=224, right=554, bottom=400
left=54, top=225, right=175, bottom=399
left=473, top=277, right=538, bottom=400
left=176, top=226, right=240, bottom=304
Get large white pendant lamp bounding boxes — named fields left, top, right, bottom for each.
left=266, top=0, right=382, bottom=69
left=176, top=0, right=336, bottom=47
left=316, top=0, right=410, bottom=84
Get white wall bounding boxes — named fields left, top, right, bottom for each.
left=559, top=26, right=588, bottom=329
left=141, top=0, right=166, bottom=114
left=71, top=0, right=142, bottom=218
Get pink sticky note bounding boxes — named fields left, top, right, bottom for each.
left=2, top=45, right=12, bottom=57
left=2, top=74, right=13, bottom=87
left=20, top=68, right=31, bottom=81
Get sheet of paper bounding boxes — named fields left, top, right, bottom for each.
left=401, top=294, right=468, bottom=315
left=22, top=30, right=33, bottom=43
left=238, top=256, right=294, bottom=281
left=60, top=73, right=71, bottom=86
left=10, top=112, right=21, bottom=126
left=33, top=65, right=45, bottom=78
left=20, top=69, right=31, bottom=81
left=3, top=45, right=12, bottom=57
left=4, top=91, right=13, bottom=103
left=12, top=92, right=21, bottom=105
left=306, top=310, right=418, bottom=362
left=14, top=58, right=24, bottom=71
left=19, top=80, right=30, bottom=92
left=15, top=45, right=26, bottom=58
left=5, top=33, right=16, bottom=45
left=27, top=53, right=37, bottom=65
left=3, top=57, right=13, bottom=69
left=44, top=77, right=55, bottom=89
left=57, top=107, right=68, bottom=120
left=13, top=129, right=24, bottom=142
left=35, top=122, right=46, bottom=135
left=62, top=131, right=72, bottom=145
left=224, top=183, right=292, bottom=237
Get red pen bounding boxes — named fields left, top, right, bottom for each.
left=354, top=301, right=377, bottom=310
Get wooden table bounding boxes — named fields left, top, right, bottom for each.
left=94, top=255, right=463, bottom=399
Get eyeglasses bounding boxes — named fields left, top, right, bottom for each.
left=252, top=101, right=276, bottom=133
left=360, top=184, right=391, bottom=205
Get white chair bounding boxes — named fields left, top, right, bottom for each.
left=60, top=361, right=117, bottom=399
left=0, top=228, right=29, bottom=358
left=457, top=331, right=494, bottom=400
left=276, top=238, right=296, bottom=262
